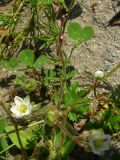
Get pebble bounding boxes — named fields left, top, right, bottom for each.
left=106, top=52, right=118, bottom=63
left=107, top=56, right=114, bottom=63
left=103, top=62, right=112, bottom=71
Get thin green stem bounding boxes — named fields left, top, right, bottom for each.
left=104, top=63, right=120, bottom=80
left=93, top=80, right=97, bottom=99
left=0, top=144, right=15, bottom=155
left=57, top=123, right=87, bottom=148
left=0, top=120, right=44, bottom=139
left=68, top=43, right=78, bottom=59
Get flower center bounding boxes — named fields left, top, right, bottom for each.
left=19, top=104, right=27, bottom=113
left=93, top=138, right=102, bottom=148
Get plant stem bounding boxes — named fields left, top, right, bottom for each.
left=104, top=63, right=120, bottom=80
left=57, top=123, right=87, bottom=148
left=0, top=144, right=15, bottom=155
left=0, top=101, right=28, bottom=160
left=93, top=80, right=97, bottom=99
left=13, top=2, right=24, bottom=19
left=0, top=120, right=44, bottom=139
left=69, top=43, right=78, bottom=59
left=56, top=13, right=68, bottom=109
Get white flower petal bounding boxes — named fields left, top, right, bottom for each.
left=102, top=141, right=110, bottom=151
left=88, top=129, right=111, bottom=155
left=10, top=106, right=18, bottom=114
left=27, top=104, right=32, bottom=112
left=15, top=114, right=23, bottom=119
left=91, top=146, right=104, bottom=155
left=14, top=96, right=24, bottom=106
left=24, top=96, right=30, bottom=106
left=10, top=107, right=21, bottom=118
left=23, top=110, right=31, bottom=116
left=10, top=96, right=32, bottom=119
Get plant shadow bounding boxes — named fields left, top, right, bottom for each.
left=0, top=75, right=16, bottom=88
left=70, top=144, right=120, bottom=160
left=0, top=0, right=12, bottom=6
left=69, top=3, right=82, bottom=20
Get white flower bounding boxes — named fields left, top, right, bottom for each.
left=88, top=129, right=111, bottom=155
left=94, top=70, right=104, bottom=79
left=10, top=96, right=32, bottom=118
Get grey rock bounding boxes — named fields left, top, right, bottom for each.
left=106, top=56, right=114, bottom=63
left=103, top=63, right=112, bottom=71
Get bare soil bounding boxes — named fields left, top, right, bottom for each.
left=67, top=0, right=120, bottom=86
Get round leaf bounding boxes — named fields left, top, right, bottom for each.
left=33, top=55, right=48, bottom=69
left=67, top=22, right=82, bottom=41
left=9, top=57, right=19, bottom=69
left=81, top=26, right=94, bottom=41
left=18, top=49, right=34, bottom=67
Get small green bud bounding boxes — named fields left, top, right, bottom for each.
left=47, top=109, right=57, bottom=124
left=49, top=149, right=57, bottom=160
left=24, top=79, right=37, bottom=92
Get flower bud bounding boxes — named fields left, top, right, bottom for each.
left=24, top=79, right=37, bottom=92
left=94, top=70, right=104, bottom=79
left=49, top=149, right=57, bottom=160
left=47, top=108, right=59, bottom=124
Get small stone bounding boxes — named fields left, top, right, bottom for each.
left=112, top=52, right=117, bottom=57
left=103, top=63, right=112, bottom=71
left=107, top=56, right=114, bottom=63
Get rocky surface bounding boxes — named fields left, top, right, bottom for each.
left=66, top=0, right=120, bottom=85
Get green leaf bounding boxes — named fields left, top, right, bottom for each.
left=15, top=76, right=24, bottom=85
left=18, top=49, right=34, bottom=67
left=1, top=60, right=11, bottom=70
left=54, top=92, right=60, bottom=105
left=37, top=36, right=54, bottom=42
left=71, top=81, right=78, bottom=92
left=66, top=70, right=77, bottom=79
left=56, top=127, right=76, bottom=157
left=59, top=0, right=64, bottom=3
left=67, top=22, right=82, bottom=41
left=63, top=91, right=74, bottom=105
left=74, top=98, right=90, bottom=112
left=38, top=0, right=54, bottom=5
left=67, top=23, right=94, bottom=42
left=68, top=112, right=78, bottom=121
left=5, top=126, right=33, bottom=149
left=0, top=119, right=6, bottom=133
left=61, top=139, right=75, bottom=157
left=33, top=55, right=48, bottom=69
left=109, top=115, right=120, bottom=124
left=77, top=89, right=90, bottom=98
left=0, top=119, right=8, bottom=153
left=9, top=57, right=19, bottom=69
left=1, top=57, right=19, bottom=70
left=81, top=26, right=94, bottom=41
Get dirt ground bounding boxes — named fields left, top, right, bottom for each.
left=67, top=0, right=120, bottom=85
